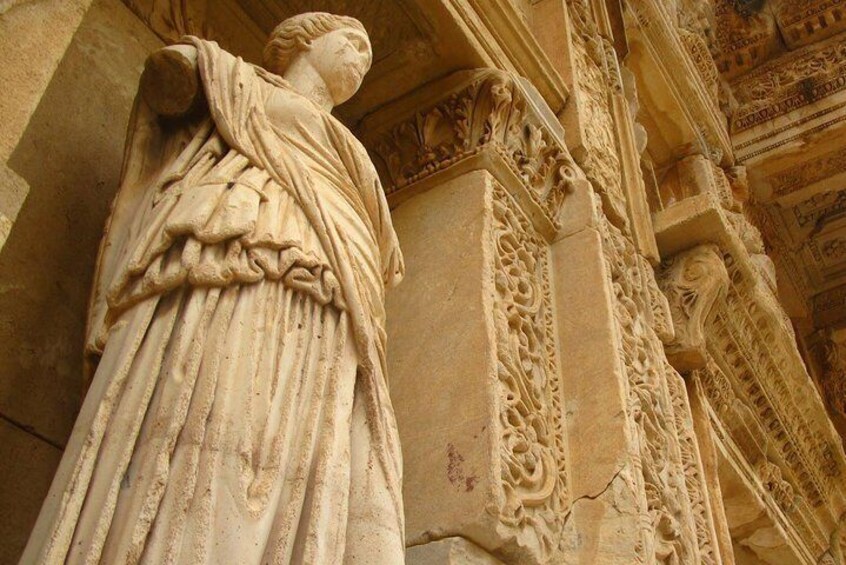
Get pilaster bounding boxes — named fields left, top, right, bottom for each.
left=360, top=68, right=645, bottom=563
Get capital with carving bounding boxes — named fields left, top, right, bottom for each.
left=658, top=244, right=729, bottom=372
left=360, top=69, right=584, bottom=237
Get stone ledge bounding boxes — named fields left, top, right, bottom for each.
left=624, top=0, right=733, bottom=166
left=655, top=192, right=846, bottom=555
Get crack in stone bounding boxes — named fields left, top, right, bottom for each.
left=561, top=466, right=627, bottom=529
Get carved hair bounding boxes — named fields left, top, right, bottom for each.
left=263, top=12, right=367, bottom=76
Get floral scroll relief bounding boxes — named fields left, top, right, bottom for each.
left=600, top=212, right=712, bottom=564
left=489, top=182, right=568, bottom=561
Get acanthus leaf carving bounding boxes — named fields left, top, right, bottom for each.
left=368, top=70, right=580, bottom=232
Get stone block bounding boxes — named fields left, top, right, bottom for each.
left=0, top=0, right=94, bottom=160
left=387, top=170, right=497, bottom=547
left=407, top=537, right=504, bottom=564
left=551, top=227, right=628, bottom=499
left=388, top=168, right=569, bottom=562
left=0, top=419, right=62, bottom=564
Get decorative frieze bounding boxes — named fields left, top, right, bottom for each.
left=731, top=34, right=846, bottom=132
left=814, top=284, right=846, bottom=327
left=568, top=30, right=626, bottom=227
left=766, top=146, right=846, bottom=198
left=667, top=371, right=719, bottom=565
left=758, top=459, right=797, bottom=512
left=773, top=0, right=846, bottom=49
left=812, top=333, right=846, bottom=421
left=697, top=251, right=846, bottom=556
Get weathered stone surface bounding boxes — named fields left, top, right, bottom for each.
left=0, top=0, right=94, bottom=161
left=387, top=170, right=496, bottom=547
left=407, top=537, right=505, bottom=564
left=0, top=4, right=161, bottom=561
left=3, top=1, right=846, bottom=564
left=1, top=0, right=161, bottom=450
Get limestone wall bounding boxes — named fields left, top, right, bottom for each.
left=0, top=1, right=160, bottom=560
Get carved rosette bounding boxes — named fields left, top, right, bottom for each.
left=658, top=244, right=730, bottom=372
left=488, top=182, right=568, bottom=561
left=369, top=70, right=580, bottom=230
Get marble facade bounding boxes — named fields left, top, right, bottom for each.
left=2, top=0, right=846, bottom=563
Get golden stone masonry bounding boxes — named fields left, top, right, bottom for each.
left=2, top=0, right=846, bottom=563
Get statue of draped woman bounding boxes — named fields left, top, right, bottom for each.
left=23, top=12, right=405, bottom=564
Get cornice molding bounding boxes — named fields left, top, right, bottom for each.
left=624, top=0, right=733, bottom=165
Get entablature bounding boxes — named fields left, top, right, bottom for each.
left=652, top=161, right=846, bottom=560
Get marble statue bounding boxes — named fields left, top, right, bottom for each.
left=22, top=12, right=405, bottom=564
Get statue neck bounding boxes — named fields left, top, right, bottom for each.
left=283, top=58, right=334, bottom=112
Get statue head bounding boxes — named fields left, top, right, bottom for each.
left=263, top=12, right=372, bottom=106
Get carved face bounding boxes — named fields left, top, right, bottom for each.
left=303, top=27, right=372, bottom=106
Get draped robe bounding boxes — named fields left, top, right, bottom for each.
left=22, top=38, right=405, bottom=564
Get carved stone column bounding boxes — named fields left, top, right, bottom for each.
left=360, top=68, right=650, bottom=563
left=563, top=4, right=727, bottom=562
left=361, top=69, right=579, bottom=564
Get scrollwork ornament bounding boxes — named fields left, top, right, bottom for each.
left=658, top=245, right=729, bottom=372
left=489, top=182, right=568, bottom=560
